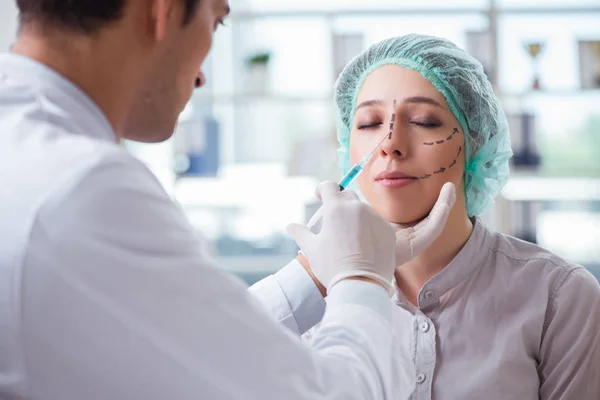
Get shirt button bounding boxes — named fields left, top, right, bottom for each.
left=424, top=290, right=434, bottom=300
left=420, top=321, right=430, bottom=333
left=416, top=373, right=426, bottom=384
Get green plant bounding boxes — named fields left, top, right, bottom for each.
left=246, top=52, right=271, bottom=68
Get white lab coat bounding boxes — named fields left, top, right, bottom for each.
left=0, top=53, right=409, bottom=400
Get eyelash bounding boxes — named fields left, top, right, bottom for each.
left=412, top=121, right=441, bottom=128
left=357, top=122, right=383, bottom=130
left=357, top=121, right=441, bottom=130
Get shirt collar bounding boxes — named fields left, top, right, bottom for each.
left=392, top=217, right=493, bottom=311
left=0, top=52, right=116, bottom=142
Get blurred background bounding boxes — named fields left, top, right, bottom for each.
left=2, top=0, right=599, bottom=284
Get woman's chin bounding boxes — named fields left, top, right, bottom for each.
left=381, top=209, right=430, bottom=226
left=366, top=193, right=435, bottom=225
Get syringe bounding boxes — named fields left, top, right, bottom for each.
left=306, top=133, right=389, bottom=229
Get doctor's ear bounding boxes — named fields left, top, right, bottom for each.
left=147, top=0, right=177, bottom=41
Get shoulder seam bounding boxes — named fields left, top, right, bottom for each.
left=490, top=246, right=582, bottom=297
left=540, top=266, right=584, bottom=349
left=489, top=247, right=574, bottom=271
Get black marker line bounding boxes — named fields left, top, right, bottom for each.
left=434, top=167, right=446, bottom=174
left=457, top=146, right=462, bottom=157
left=448, top=159, right=457, bottom=168
left=447, top=128, right=458, bottom=140
left=425, top=128, right=459, bottom=146
left=419, top=174, right=432, bottom=179
left=388, top=101, right=396, bottom=140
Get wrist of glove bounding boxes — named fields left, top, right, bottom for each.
left=287, top=182, right=396, bottom=296
left=297, top=250, right=394, bottom=294
left=327, top=271, right=395, bottom=295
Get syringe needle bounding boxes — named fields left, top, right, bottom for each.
left=306, top=132, right=388, bottom=230
left=362, top=133, right=389, bottom=165
left=388, top=99, right=396, bottom=140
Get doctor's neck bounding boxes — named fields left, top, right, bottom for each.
left=12, top=23, right=145, bottom=141
left=394, top=188, right=473, bottom=307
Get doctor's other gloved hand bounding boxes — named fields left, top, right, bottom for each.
left=286, top=181, right=397, bottom=295
left=392, top=182, right=457, bottom=265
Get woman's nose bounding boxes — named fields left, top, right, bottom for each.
left=379, top=123, right=405, bottom=158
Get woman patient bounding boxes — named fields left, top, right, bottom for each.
left=250, top=34, right=600, bottom=399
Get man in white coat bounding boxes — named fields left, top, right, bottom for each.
left=0, top=0, right=455, bottom=399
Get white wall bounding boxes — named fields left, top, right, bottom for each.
left=0, top=2, right=19, bottom=51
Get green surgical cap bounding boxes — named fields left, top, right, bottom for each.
left=334, top=34, right=513, bottom=217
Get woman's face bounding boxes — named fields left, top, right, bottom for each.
left=350, top=65, right=466, bottom=224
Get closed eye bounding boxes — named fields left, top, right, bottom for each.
left=411, top=121, right=441, bottom=128
left=357, top=122, right=383, bottom=130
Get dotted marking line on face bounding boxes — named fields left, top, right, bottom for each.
left=418, top=145, right=462, bottom=180
left=423, top=128, right=458, bottom=146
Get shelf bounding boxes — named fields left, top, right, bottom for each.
left=229, top=8, right=486, bottom=19
left=497, top=6, right=600, bottom=14
left=227, top=7, right=600, bottom=20
left=499, top=89, right=600, bottom=98
left=195, top=93, right=333, bottom=103
left=501, top=175, right=600, bottom=201
left=217, top=254, right=293, bottom=274
left=193, top=90, right=600, bottom=104
left=194, top=90, right=600, bottom=102
left=174, top=169, right=320, bottom=207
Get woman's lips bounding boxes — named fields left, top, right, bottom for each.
left=375, top=170, right=418, bottom=189
left=377, top=177, right=417, bottom=189
left=375, top=171, right=417, bottom=189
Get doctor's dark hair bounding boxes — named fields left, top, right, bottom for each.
left=16, top=0, right=202, bottom=32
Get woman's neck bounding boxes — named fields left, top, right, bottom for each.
left=394, top=198, right=474, bottom=307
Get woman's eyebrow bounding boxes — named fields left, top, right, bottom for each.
left=355, top=99, right=384, bottom=111
left=403, top=96, right=446, bottom=110
left=356, top=96, right=446, bottom=111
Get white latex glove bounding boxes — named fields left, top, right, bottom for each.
left=286, top=181, right=396, bottom=295
left=392, top=182, right=457, bottom=265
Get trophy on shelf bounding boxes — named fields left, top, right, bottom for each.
left=578, top=40, right=600, bottom=89
left=523, top=41, right=545, bottom=90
